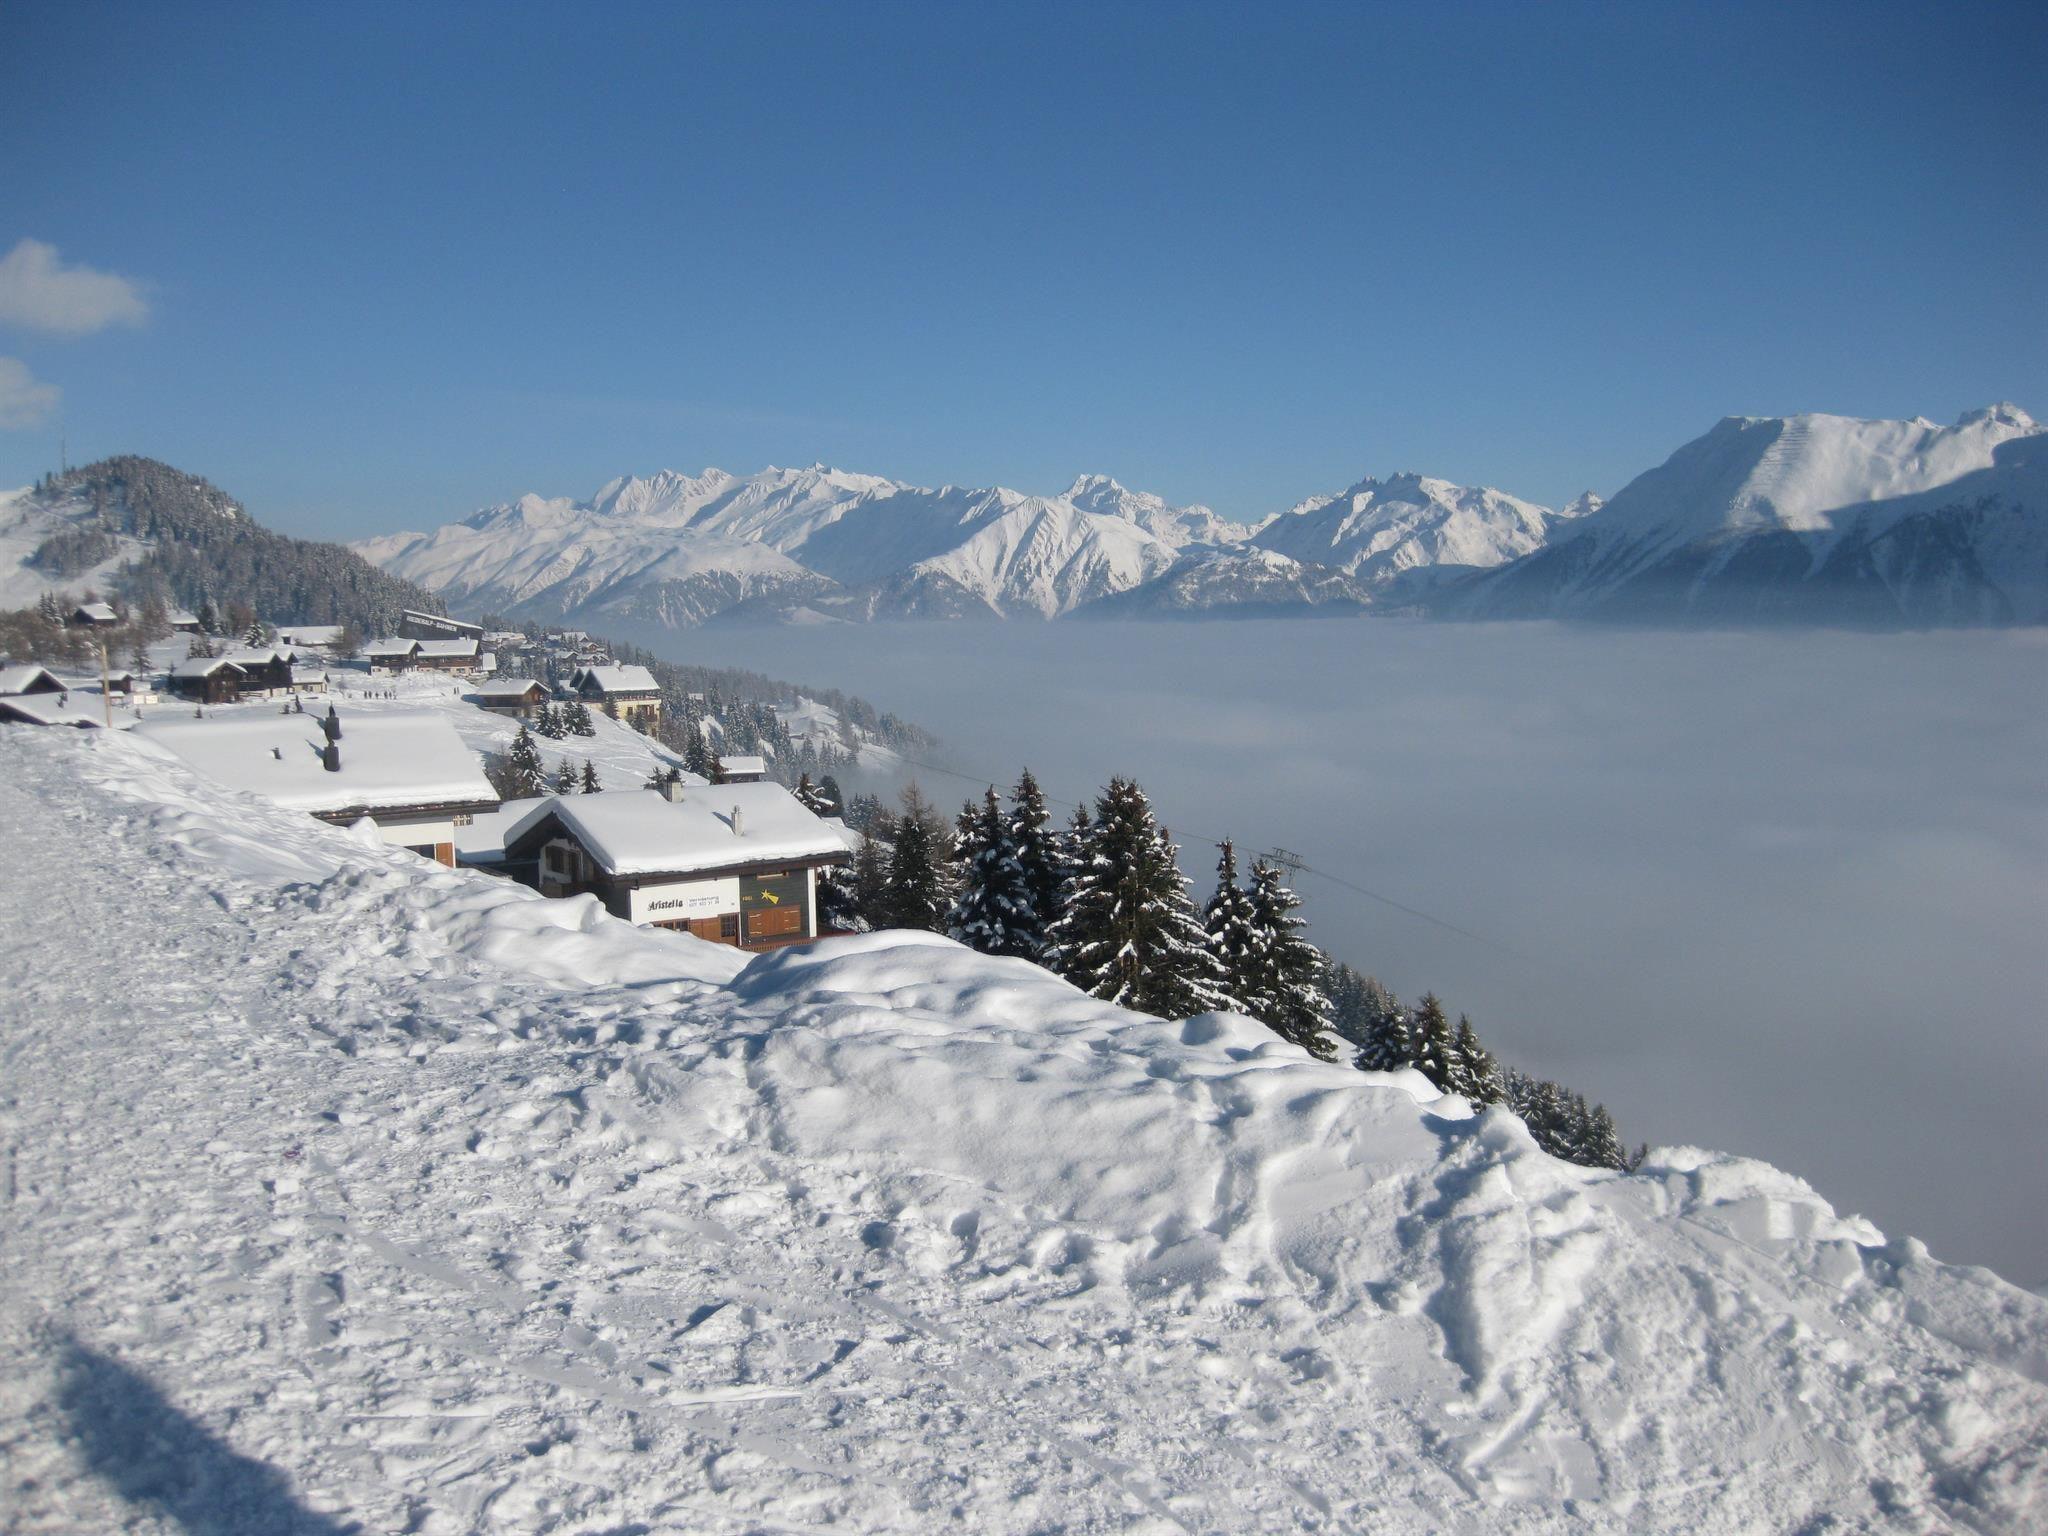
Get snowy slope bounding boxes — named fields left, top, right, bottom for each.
left=0, top=482, right=152, bottom=608
left=4, top=726, right=2045, bottom=1533
left=1466, top=405, right=2048, bottom=622
left=1252, top=473, right=1579, bottom=586
left=1077, top=546, right=1370, bottom=618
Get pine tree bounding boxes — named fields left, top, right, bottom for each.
left=817, top=852, right=866, bottom=933
left=1008, top=768, right=1060, bottom=948
left=1245, top=860, right=1338, bottom=1059
left=816, top=773, right=845, bottom=817
left=850, top=827, right=890, bottom=929
left=503, top=725, right=547, bottom=799
left=1043, top=778, right=1234, bottom=1019
left=128, top=639, right=150, bottom=676
left=946, top=787, right=1040, bottom=958
left=570, top=702, right=596, bottom=736
left=553, top=760, right=577, bottom=795
left=1201, top=840, right=1262, bottom=1013
left=1453, top=1015, right=1503, bottom=1104
left=1409, top=993, right=1457, bottom=1090
left=793, top=771, right=833, bottom=817
left=579, top=758, right=601, bottom=793
left=882, top=783, right=951, bottom=932
left=242, top=619, right=267, bottom=648
left=683, top=718, right=717, bottom=780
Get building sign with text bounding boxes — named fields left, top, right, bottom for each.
left=629, top=875, right=740, bottom=926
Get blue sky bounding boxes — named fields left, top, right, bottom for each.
left=1, top=0, right=2042, bottom=537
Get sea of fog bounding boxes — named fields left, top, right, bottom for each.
left=640, top=617, right=2048, bottom=1287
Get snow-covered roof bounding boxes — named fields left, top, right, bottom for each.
left=505, top=784, right=848, bottom=877
left=574, top=664, right=660, bottom=695
left=415, top=638, right=479, bottom=659
left=170, top=656, right=247, bottom=679
left=71, top=601, right=117, bottom=622
left=718, top=754, right=768, bottom=777
left=363, top=637, right=419, bottom=658
left=471, top=677, right=548, bottom=699
left=453, top=795, right=547, bottom=863
left=275, top=624, right=344, bottom=646
left=137, top=709, right=497, bottom=816
left=0, top=693, right=102, bottom=727
left=218, top=645, right=296, bottom=666
left=167, top=608, right=200, bottom=626
left=0, top=664, right=62, bottom=695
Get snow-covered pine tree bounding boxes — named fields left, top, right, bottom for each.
left=793, top=772, right=833, bottom=818
left=1408, top=993, right=1456, bottom=1090
left=816, top=773, right=845, bottom=817
left=883, top=783, right=951, bottom=932
left=570, top=702, right=596, bottom=736
left=579, top=759, right=601, bottom=793
left=684, top=718, right=716, bottom=781
left=1043, top=778, right=1234, bottom=1020
left=1201, top=840, right=1262, bottom=1014
left=535, top=703, right=566, bottom=740
left=850, top=827, right=890, bottom=929
left=504, top=725, right=547, bottom=799
left=817, top=851, right=866, bottom=934
left=553, top=760, right=577, bottom=795
left=1007, top=768, right=1059, bottom=951
left=945, top=787, right=1039, bottom=958
left=1246, top=859, right=1338, bottom=1060
left=1453, top=1015, right=1503, bottom=1104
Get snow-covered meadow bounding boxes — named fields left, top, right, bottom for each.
left=653, top=617, right=2048, bottom=1288
left=2, top=722, right=2045, bottom=1532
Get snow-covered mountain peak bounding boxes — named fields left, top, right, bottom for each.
left=1252, top=470, right=1562, bottom=583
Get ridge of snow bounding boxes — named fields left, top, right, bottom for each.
left=3, top=725, right=2045, bottom=1530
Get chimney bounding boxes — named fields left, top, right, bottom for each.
left=661, top=777, right=685, bottom=803
left=731, top=805, right=744, bottom=836
left=323, top=741, right=341, bottom=773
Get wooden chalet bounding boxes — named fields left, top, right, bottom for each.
left=136, top=708, right=498, bottom=866
left=362, top=637, right=420, bottom=671
left=217, top=646, right=299, bottom=694
left=167, top=656, right=248, bottom=704
left=68, top=602, right=120, bottom=628
left=717, top=754, right=768, bottom=784
left=0, top=664, right=65, bottom=697
left=412, top=637, right=481, bottom=674
left=568, top=664, right=663, bottom=728
left=469, top=678, right=550, bottom=717
left=167, top=608, right=203, bottom=634
left=492, top=782, right=850, bottom=946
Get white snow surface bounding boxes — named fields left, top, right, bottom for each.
left=2, top=727, right=2045, bottom=1533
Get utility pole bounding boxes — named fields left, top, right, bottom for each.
left=97, top=636, right=112, bottom=727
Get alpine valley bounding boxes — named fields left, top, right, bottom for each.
left=352, top=404, right=2048, bottom=629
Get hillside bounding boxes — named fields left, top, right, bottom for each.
left=1462, top=405, right=2048, bottom=623
left=1, top=455, right=446, bottom=630
left=3, top=725, right=2044, bottom=1532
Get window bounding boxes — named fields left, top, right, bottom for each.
left=720, top=913, right=739, bottom=940
left=452, top=813, right=473, bottom=827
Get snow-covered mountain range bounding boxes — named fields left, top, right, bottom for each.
left=1462, top=404, right=2048, bottom=623
left=355, top=464, right=1580, bottom=627
left=359, top=405, right=2046, bottom=629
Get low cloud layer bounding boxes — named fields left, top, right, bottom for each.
left=653, top=617, right=2048, bottom=1287
left=0, top=238, right=149, bottom=336
left=0, top=357, right=60, bottom=429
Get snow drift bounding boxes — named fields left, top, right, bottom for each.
left=2, top=726, right=2044, bottom=1532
